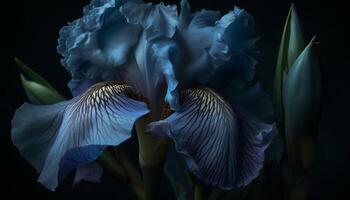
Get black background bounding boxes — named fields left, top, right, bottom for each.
left=1, top=0, right=348, bottom=199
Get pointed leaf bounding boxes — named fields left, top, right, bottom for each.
left=283, top=37, right=321, bottom=170
left=273, top=4, right=305, bottom=133
left=20, top=74, right=65, bottom=104
left=15, top=58, right=57, bottom=91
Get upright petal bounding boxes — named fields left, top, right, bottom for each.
left=147, top=88, right=274, bottom=189
left=206, top=7, right=258, bottom=91
left=120, top=0, right=178, bottom=40
left=12, top=81, right=149, bottom=190
left=133, top=33, right=182, bottom=113
left=177, top=3, right=220, bottom=83
left=57, top=0, right=141, bottom=80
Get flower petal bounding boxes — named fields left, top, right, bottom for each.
left=147, top=88, right=274, bottom=189
left=132, top=33, right=181, bottom=112
left=57, top=0, right=141, bottom=80
left=206, top=7, right=258, bottom=90
left=227, top=83, right=275, bottom=123
left=11, top=82, right=149, bottom=190
left=68, top=78, right=100, bottom=97
left=120, top=0, right=178, bottom=40
left=177, top=1, right=220, bottom=83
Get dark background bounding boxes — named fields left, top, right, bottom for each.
left=1, top=0, right=348, bottom=199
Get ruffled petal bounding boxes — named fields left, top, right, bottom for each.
left=177, top=1, right=220, bottom=83
left=11, top=82, right=149, bottom=190
left=57, top=0, right=141, bottom=80
left=120, top=0, right=178, bottom=40
left=152, top=40, right=180, bottom=111
left=227, top=83, right=280, bottom=160
left=178, top=0, right=192, bottom=29
left=147, top=88, right=274, bottom=189
left=206, top=7, right=258, bottom=91
left=133, top=33, right=181, bottom=112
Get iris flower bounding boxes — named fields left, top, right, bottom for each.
left=12, top=0, right=275, bottom=191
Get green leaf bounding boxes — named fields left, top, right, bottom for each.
left=273, top=4, right=305, bottom=135
left=15, top=58, right=66, bottom=104
left=20, top=74, right=65, bottom=104
left=15, top=58, right=57, bottom=90
left=283, top=37, right=321, bottom=171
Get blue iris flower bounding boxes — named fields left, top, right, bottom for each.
left=12, top=0, right=275, bottom=191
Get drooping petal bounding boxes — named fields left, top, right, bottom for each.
left=11, top=82, right=149, bottom=190
left=57, top=0, right=141, bottom=80
left=227, top=83, right=275, bottom=123
left=68, top=78, right=100, bottom=97
left=227, top=83, right=281, bottom=161
left=147, top=88, right=274, bottom=189
left=73, top=162, right=104, bottom=186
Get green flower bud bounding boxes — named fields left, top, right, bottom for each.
left=273, top=4, right=305, bottom=134
left=284, top=37, right=321, bottom=172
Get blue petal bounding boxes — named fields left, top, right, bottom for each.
left=11, top=82, right=149, bottom=190
left=227, top=83, right=275, bottom=123
left=178, top=0, right=192, bottom=29
left=152, top=40, right=180, bottom=111
left=132, top=33, right=181, bottom=112
left=120, top=1, right=178, bottom=41
left=177, top=2, right=220, bottom=83
left=57, top=0, right=141, bottom=80
left=176, top=5, right=258, bottom=92
left=227, top=83, right=282, bottom=162
left=68, top=78, right=100, bottom=97
left=206, top=7, right=258, bottom=90
left=147, top=88, right=274, bottom=189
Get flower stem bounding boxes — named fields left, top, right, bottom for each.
left=113, top=147, right=145, bottom=200
left=98, top=147, right=145, bottom=200
left=136, top=115, right=170, bottom=200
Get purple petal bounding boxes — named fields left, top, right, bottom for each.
left=147, top=88, right=274, bottom=189
left=11, top=82, right=149, bottom=190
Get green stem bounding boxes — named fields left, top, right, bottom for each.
left=113, top=147, right=145, bottom=200
left=136, top=115, right=170, bottom=200
left=98, top=148, right=145, bottom=200
left=142, top=166, right=164, bottom=200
